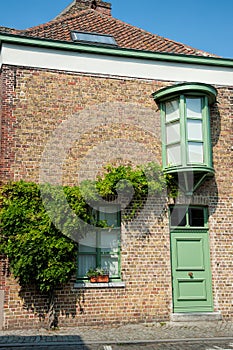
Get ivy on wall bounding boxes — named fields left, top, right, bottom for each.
left=0, top=181, right=79, bottom=293
left=0, top=162, right=169, bottom=327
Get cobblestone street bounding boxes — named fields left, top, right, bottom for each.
left=2, top=340, right=233, bottom=350
left=1, top=321, right=233, bottom=349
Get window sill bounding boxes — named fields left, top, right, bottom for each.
left=74, top=281, right=126, bottom=289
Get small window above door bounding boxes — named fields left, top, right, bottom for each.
left=170, top=206, right=207, bottom=228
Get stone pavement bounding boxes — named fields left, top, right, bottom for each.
left=0, top=320, right=233, bottom=348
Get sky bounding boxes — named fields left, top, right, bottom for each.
left=0, top=0, right=232, bottom=59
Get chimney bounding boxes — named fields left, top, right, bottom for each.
left=56, top=0, right=112, bottom=19
left=74, top=0, right=112, bottom=16
left=92, top=0, right=112, bottom=16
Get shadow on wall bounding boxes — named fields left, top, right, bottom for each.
left=185, top=99, right=221, bottom=220
left=18, top=283, right=79, bottom=329
left=210, top=95, right=222, bottom=148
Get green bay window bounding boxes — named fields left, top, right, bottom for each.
left=165, top=97, right=207, bottom=166
left=153, top=83, right=217, bottom=195
left=77, top=205, right=121, bottom=281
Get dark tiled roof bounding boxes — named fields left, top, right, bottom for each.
left=0, top=5, right=216, bottom=57
left=0, top=26, right=16, bottom=34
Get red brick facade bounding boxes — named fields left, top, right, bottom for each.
left=0, top=61, right=232, bottom=329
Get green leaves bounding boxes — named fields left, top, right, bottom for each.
left=95, top=162, right=166, bottom=197
left=0, top=181, right=78, bottom=293
left=0, top=162, right=167, bottom=293
left=95, top=162, right=166, bottom=220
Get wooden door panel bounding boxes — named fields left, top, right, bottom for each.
left=171, top=231, right=213, bottom=312
left=177, top=279, right=207, bottom=301
left=175, top=238, right=205, bottom=270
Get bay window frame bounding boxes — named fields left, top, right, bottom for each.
left=161, top=94, right=212, bottom=170
left=153, top=82, right=217, bottom=195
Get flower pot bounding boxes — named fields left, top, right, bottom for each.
left=97, top=275, right=109, bottom=283
left=90, top=276, right=98, bottom=283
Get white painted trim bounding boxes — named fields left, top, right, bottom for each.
left=1, top=43, right=233, bottom=86
left=74, top=281, right=126, bottom=288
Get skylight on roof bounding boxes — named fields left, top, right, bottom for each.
left=71, top=31, right=117, bottom=46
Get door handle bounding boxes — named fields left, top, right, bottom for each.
left=188, top=272, right=193, bottom=278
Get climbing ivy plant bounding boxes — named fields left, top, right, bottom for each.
left=0, top=162, right=169, bottom=328
left=0, top=181, right=85, bottom=328
left=96, top=162, right=166, bottom=219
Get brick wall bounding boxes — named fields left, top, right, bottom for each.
left=0, top=64, right=232, bottom=328
left=198, top=87, right=233, bottom=319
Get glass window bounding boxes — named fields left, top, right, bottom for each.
left=167, top=144, right=181, bottom=165
left=170, top=206, right=206, bottom=228
left=170, top=206, right=187, bottom=227
left=153, top=83, right=216, bottom=194
left=188, top=142, right=204, bottom=163
left=187, top=119, right=203, bottom=141
left=163, top=97, right=206, bottom=168
left=77, top=205, right=121, bottom=280
left=79, top=231, right=97, bottom=252
left=71, top=31, right=117, bottom=46
left=101, top=255, right=119, bottom=276
left=165, top=100, right=179, bottom=122
left=166, top=122, right=180, bottom=144
left=189, top=208, right=205, bottom=227
left=186, top=98, right=202, bottom=118
left=100, top=229, right=119, bottom=253
left=99, top=206, right=119, bottom=227
left=78, top=255, right=96, bottom=277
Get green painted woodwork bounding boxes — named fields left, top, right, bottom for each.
left=180, top=96, right=186, bottom=168
left=152, top=83, right=217, bottom=104
left=171, top=231, right=213, bottom=312
left=77, top=205, right=121, bottom=281
left=203, top=96, right=213, bottom=167
left=0, top=33, right=233, bottom=68
left=153, top=83, right=217, bottom=195
left=170, top=206, right=213, bottom=313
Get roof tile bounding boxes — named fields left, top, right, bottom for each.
left=0, top=3, right=217, bottom=57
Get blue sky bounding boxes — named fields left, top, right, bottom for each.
left=0, top=0, right=232, bottom=58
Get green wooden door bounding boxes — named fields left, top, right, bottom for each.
left=171, top=229, right=213, bottom=312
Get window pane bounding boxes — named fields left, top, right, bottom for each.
left=166, top=122, right=180, bottom=144
left=71, top=31, right=117, bottom=46
left=167, top=144, right=181, bottom=165
left=188, top=142, right=203, bottom=163
left=101, top=255, right=119, bottom=276
left=79, top=231, right=97, bottom=251
left=79, top=244, right=96, bottom=253
left=99, top=206, right=120, bottom=227
left=165, top=100, right=179, bottom=122
left=186, top=98, right=202, bottom=118
left=187, top=119, right=203, bottom=141
left=100, top=229, right=119, bottom=252
left=78, top=255, right=96, bottom=276
left=189, top=208, right=205, bottom=227
left=170, top=207, right=187, bottom=227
